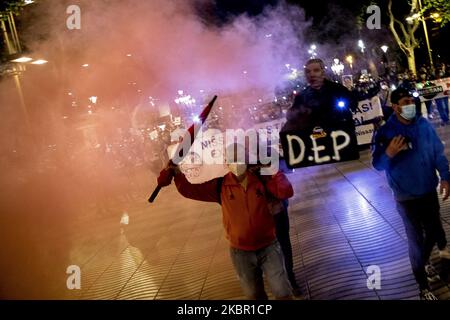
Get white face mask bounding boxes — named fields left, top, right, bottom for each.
left=228, top=163, right=247, bottom=177
left=400, top=103, right=416, bottom=120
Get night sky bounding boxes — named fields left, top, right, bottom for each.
left=198, top=0, right=449, bottom=65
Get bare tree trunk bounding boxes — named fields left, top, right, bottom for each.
left=388, top=0, right=420, bottom=75
left=407, top=52, right=417, bottom=75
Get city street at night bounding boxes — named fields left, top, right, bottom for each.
left=1, top=131, right=450, bottom=300
left=1, top=0, right=450, bottom=304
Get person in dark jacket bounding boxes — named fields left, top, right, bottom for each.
left=372, top=87, right=450, bottom=300
left=285, top=59, right=357, bottom=132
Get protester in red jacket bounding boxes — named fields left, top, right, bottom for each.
left=157, top=144, right=294, bottom=300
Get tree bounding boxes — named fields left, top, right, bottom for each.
left=424, top=0, right=450, bottom=26
left=387, top=0, right=421, bottom=75
left=0, top=0, right=25, bottom=16
left=0, top=0, right=26, bottom=57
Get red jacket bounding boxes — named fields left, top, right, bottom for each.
left=174, top=171, right=294, bottom=251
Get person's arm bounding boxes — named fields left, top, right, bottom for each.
left=430, top=128, right=450, bottom=200
left=291, top=93, right=303, bottom=109
left=372, top=130, right=408, bottom=171
left=345, top=87, right=359, bottom=114
left=372, top=127, right=404, bottom=171
left=286, top=94, right=305, bottom=121
left=157, top=166, right=221, bottom=203
left=264, top=171, right=294, bottom=200
left=372, top=148, right=390, bottom=171
left=173, top=172, right=221, bottom=203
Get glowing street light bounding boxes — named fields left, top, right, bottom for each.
left=430, top=12, right=440, bottom=19
left=358, top=40, right=365, bottom=53
left=381, top=45, right=388, bottom=53
left=308, top=44, right=317, bottom=59
left=430, top=12, right=442, bottom=23
left=31, top=59, right=48, bottom=65
left=345, top=55, right=353, bottom=70
left=11, top=56, right=33, bottom=63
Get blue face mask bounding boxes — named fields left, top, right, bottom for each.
left=400, top=104, right=416, bottom=120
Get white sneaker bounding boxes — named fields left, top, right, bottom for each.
left=420, top=289, right=438, bottom=300
left=439, top=247, right=450, bottom=260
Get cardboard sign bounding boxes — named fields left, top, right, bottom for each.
left=417, top=77, right=450, bottom=101
left=352, top=95, right=383, bottom=146
left=167, top=129, right=229, bottom=183
left=253, top=118, right=286, bottom=133
left=280, top=126, right=359, bottom=168
left=355, top=123, right=375, bottom=146
left=253, top=118, right=286, bottom=157
left=352, top=95, right=383, bottom=126
left=417, top=86, right=444, bottom=97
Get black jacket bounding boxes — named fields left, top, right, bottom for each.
left=286, top=79, right=357, bottom=132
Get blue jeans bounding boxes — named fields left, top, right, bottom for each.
left=424, top=100, right=433, bottom=116
left=435, top=97, right=449, bottom=123
left=274, top=201, right=298, bottom=289
left=229, top=240, right=293, bottom=299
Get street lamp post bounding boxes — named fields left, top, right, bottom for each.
left=381, top=45, right=389, bottom=76
left=7, top=11, right=21, bottom=52
left=406, top=0, right=434, bottom=71
left=1, top=18, right=14, bottom=53
left=418, top=0, right=434, bottom=71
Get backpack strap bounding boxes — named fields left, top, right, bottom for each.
left=216, top=177, right=224, bottom=204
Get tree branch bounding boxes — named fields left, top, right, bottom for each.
left=394, top=16, right=409, bottom=40
left=388, top=0, right=408, bottom=53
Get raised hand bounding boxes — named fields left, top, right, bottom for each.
left=385, top=135, right=407, bottom=158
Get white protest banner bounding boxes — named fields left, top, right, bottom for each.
left=351, top=94, right=383, bottom=146
left=355, top=123, right=375, bottom=146
left=280, top=126, right=360, bottom=168
left=167, top=129, right=228, bottom=184
left=253, top=118, right=286, bottom=132
left=352, top=95, right=383, bottom=126
left=417, top=77, right=450, bottom=101
left=253, top=118, right=286, bottom=156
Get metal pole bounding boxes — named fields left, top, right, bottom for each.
left=2, top=15, right=29, bottom=128
left=418, top=0, right=434, bottom=70
left=9, top=12, right=22, bottom=53
left=1, top=18, right=14, bottom=54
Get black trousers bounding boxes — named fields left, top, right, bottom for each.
left=274, top=206, right=298, bottom=289
left=396, top=192, right=448, bottom=290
